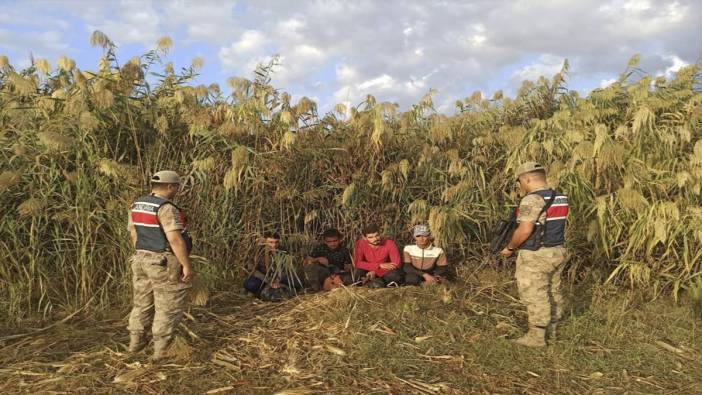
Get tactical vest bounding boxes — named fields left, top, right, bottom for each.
left=518, top=189, right=569, bottom=251
left=130, top=194, right=193, bottom=253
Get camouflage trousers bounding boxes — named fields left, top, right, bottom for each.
left=515, top=246, right=568, bottom=327
left=127, top=251, right=191, bottom=343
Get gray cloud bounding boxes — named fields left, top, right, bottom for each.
left=2, top=0, right=699, bottom=112
left=217, top=0, right=701, bottom=111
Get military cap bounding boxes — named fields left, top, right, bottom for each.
left=515, top=162, right=545, bottom=180
left=150, top=170, right=182, bottom=184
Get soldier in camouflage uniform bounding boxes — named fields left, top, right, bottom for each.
left=500, top=162, right=570, bottom=347
left=127, top=170, right=194, bottom=360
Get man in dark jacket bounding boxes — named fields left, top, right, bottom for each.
left=303, top=228, right=353, bottom=291
left=243, top=232, right=299, bottom=301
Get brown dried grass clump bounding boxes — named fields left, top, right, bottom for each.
left=17, top=198, right=43, bottom=217
left=37, top=131, right=74, bottom=151
left=0, top=171, right=20, bottom=189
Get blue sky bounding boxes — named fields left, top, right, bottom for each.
left=1, top=0, right=699, bottom=113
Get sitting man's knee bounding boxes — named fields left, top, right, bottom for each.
left=384, top=269, right=404, bottom=285
left=367, top=278, right=386, bottom=289
left=339, top=272, right=355, bottom=285
left=243, top=277, right=263, bottom=293
left=405, top=273, right=422, bottom=286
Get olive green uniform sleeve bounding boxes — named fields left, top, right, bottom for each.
left=157, top=204, right=184, bottom=233
left=517, top=194, right=546, bottom=224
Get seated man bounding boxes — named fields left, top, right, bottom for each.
left=353, top=224, right=404, bottom=288
left=243, top=232, right=298, bottom=301
left=403, top=225, right=450, bottom=286
left=303, top=228, right=353, bottom=292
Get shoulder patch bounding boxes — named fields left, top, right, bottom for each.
left=519, top=204, right=533, bottom=217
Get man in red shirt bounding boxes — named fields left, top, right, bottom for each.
left=352, top=224, right=404, bottom=288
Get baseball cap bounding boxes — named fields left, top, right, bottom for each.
left=515, top=162, right=544, bottom=180
left=413, top=224, right=431, bottom=237
left=150, top=170, right=181, bottom=184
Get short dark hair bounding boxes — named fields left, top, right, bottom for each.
left=522, top=169, right=547, bottom=180
left=263, top=231, right=280, bottom=239
left=322, top=228, right=341, bottom=239
left=362, top=224, right=380, bottom=236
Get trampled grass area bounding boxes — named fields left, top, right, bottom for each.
left=1, top=268, right=700, bottom=394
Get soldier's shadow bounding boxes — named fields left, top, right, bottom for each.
left=562, top=266, right=606, bottom=320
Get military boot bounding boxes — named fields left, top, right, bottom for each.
left=511, top=326, right=546, bottom=347
left=128, top=333, right=147, bottom=353
left=150, top=338, right=172, bottom=362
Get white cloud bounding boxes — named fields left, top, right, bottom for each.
left=276, top=17, right=306, bottom=42
left=2, top=0, right=701, bottom=113
left=599, top=0, right=687, bottom=36
left=512, top=55, right=566, bottom=83
left=275, top=44, right=327, bottom=83
left=470, top=35, right=486, bottom=47
left=76, top=2, right=163, bottom=47
left=600, top=78, right=617, bottom=88
left=0, top=28, right=69, bottom=64
left=163, top=2, right=240, bottom=44
left=0, top=6, right=70, bottom=30
left=623, top=0, right=653, bottom=12
left=662, top=55, right=689, bottom=78
left=358, top=74, right=396, bottom=91
left=404, top=78, right=426, bottom=93
left=234, top=30, right=267, bottom=54
left=72, top=1, right=242, bottom=48
left=218, top=30, right=269, bottom=70
left=336, top=64, right=357, bottom=81
left=292, top=44, right=323, bottom=59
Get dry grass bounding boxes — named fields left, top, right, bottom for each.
left=1, top=269, right=699, bottom=394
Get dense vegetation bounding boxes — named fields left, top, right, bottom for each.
left=1, top=32, right=701, bottom=324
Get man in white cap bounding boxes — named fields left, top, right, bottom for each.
left=500, top=162, right=569, bottom=347
left=402, top=224, right=449, bottom=286
left=126, top=170, right=194, bottom=360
